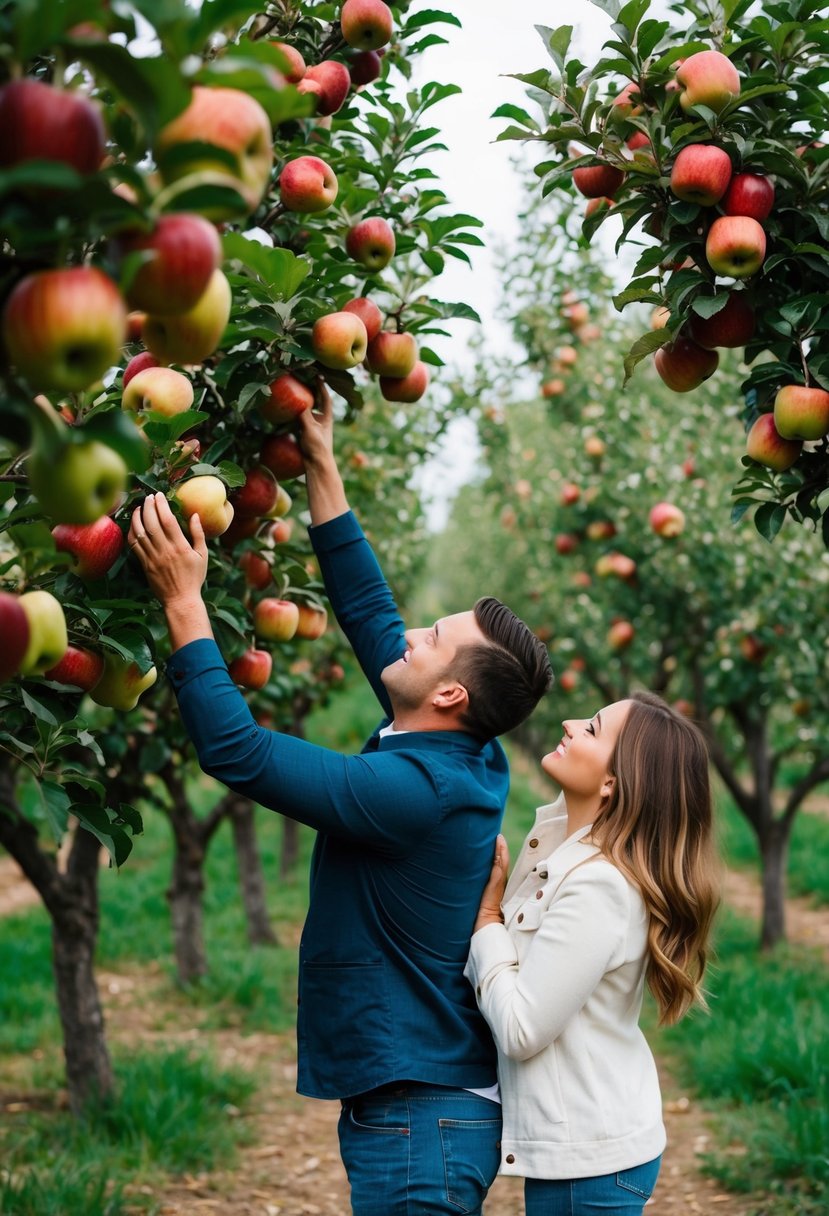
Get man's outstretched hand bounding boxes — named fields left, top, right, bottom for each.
left=129, top=491, right=213, bottom=650
left=297, top=380, right=350, bottom=526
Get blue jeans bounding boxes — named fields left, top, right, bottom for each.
left=524, top=1156, right=662, bottom=1215
left=338, top=1081, right=502, bottom=1215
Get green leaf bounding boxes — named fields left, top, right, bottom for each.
left=754, top=501, right=787, bottom=543
left=37, top=779, right=72, bottom=842
left=20, top=689, right=58, bottom=726
left=81, top=411, right=152, bottom=473
left=623, top=329, right=666, bottom=385
left=70, top=41, right=191, bottom=142
left=222, top=233, right=311, bottom=299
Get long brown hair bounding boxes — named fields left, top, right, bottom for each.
left=592, top=691, right=720, bottom=1025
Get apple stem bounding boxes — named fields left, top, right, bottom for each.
left=798, top=341, right=810, bottom=386
left=262, top=199, right=287, bottom=229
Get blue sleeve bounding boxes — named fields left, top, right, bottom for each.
left=310, top=511, right=404, bottom=716
left=167, top=638, right=444, bottom=853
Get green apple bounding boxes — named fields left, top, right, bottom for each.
left=29, top=440, right=128, bottom=525
left=89, top=653, right=158, bottom=711
left=18, top=590, right=68, bottom=675
left=676, top=50, right=740, bottom=114
left=254, top=598, right=299, bottom=641
left=143, top=269, right=231, bottom=365
left=173, top=474, right=234, bottom=538
left=773, top=384, right=829, bottom=441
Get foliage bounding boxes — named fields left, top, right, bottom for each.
left=497, top=0, right=829, bottom=545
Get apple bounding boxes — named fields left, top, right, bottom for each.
left=610, top=81, right=643, bottom=122
left=18, top=590, right=68, bottom=675
left=560, top=483, right=581, bottom=506
left=562, top=301, right=589, bottom=328
left=279, top=155, right=338, bottom=212
left=689, top=291, right=755, bottom=349
left=89, top=653, right=158, bottom=710
left=341, top=0, right=393, bottom=50
left=739, top=633, right=768, bottom=664
left=343, top=296, right=382, bottom=341
left=349, top=50, right=384, bottom=86
left=111, top=214, right=222, bottom=316
left=595, top=553, right=636, bottom=580
left=541, top=378, right=565, bottom=398
left=173, top=475, right=234, bottom=538
left=267, top=484, right=293, bottom=519
left=677, top=50, right=740, bottom=114
left=123, top=351, right=160, bottom=388
left=254, top=598, right=300, bottom=642
left=143, top=268, right=231, bottom=365
left=44, top=645, right=105, bottom=692
left=584, top=196, right=615, bottom=219
left=365, top=331, right=418, bottom=377
left=295, top=603, right=328, bottom=640
left=154, top=86, right=273, bottom=216
left=670, top=144, right=732, bottom=206
left=572, top=571, right=592, bottom=588
left=346, top=217, right=395, bottom=271
left=650, top=306, right=671, bottom=330
left=312, top=310, right=368, bottom=369
left=259, top=434, right=306, bottom=481
left=379, top=361, right=430, bottom=403
left=0, top=79, right=105, bottom=175
left=649, top=502, right=686, bottom=537
left=607, top=620, right=635, bottom=650
left=239, top=551, right=273, bottom=590
left=169, top=437, right=202, bottom=483
left=0, top=592, right=30, bottom=683
left=122, top=366, right=194, bottom=418
left=722, top=173, right=774, bottom=220
left=231, top=466, right=279, bottom=518
left=271, top=41, right=306, bottom=83
left=558, top=670, right=579, bottom=693
left=625, top=131, right=651, bottom=152
left=586, top=520, right=616, bottom=540
left=572, top=163, right=625, bottom=199
left=221, top=515, right=260, bottom=548
left=773, top=384, right=829, bottom=441
left=745, top=413, right=802, bottom=471
left=584, top=436, right=606, bottom=458
left=654, top=336, right=718, bottom=392
left=556, top=345, right=578, bottom=368
left=229, top=647, right=273, bottom=690
left=270, top=518, right=294, bottom=544
left=2, top=267, right=127, bottom=392
left=125, top=311, right=147, bottom=342
left=30, top=440, right=127, bottom=525
left=705, top=215, right=766, bottom=278
left=300, top=61, right=351, bottom=117
left=259, top=374, right=314, bottom=425
left=52, top=516, right=124, bottom=580
left=555, top=533, right=579, bottom=555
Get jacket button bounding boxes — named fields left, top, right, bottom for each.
left=517, top=913, right=524, bottom=923
left=529, top=838, right=539, bottom=848
left=535, top=889, right=543, bottom=899
left=505, top=1153, right=515, bottom=1164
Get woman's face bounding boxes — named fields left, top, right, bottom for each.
left=541, top=699, right=632, bottom=799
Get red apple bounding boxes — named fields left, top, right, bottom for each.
left=773, top=384, right=829, bottom=441
left=558, top=669, right=579, bottom=693
left=722, top=172, right=774, bottom=220
left=649, top=502, right=686, bottom=537
left=346, top=217, right=395, bottom=271
left=295, top=603, right=328, bottom=640
left=0, top=592, right=30, bottom=684
left=610, top=81, right=644, bottom=122
left=349, top=50, right=384, bottom=86
left=541, top=378, right=566, bottom=398
left=254, top=598, right=300, bottom=642
left=221, top=515, right=261, bottom=548
left=625, top=131, right=651, bottom=152
left=239, top=551, right=273, bottom=590
left=122, top=350, right=160, bottom=387
left=2, top=267, right=127, bottom=393
left=555, top=345, right=578, bottom=368
left=705, top=215, right=766, bottom=278
left=300, top=61, right=351, bottom=117
left=260, top=434, right=306, bottom=480
left=279, top=155, right=338, bottom=212
left=572, top=163, right=625, bottom=199
left=52, top=516, right=124, bottom=580
left=343, top=296, right=383, bottom=341
left=261, top=374, right=315, bottom=424
left=44, top=645, right=105, bottom=692
left=0, top=79, right=105, bottom=175
left=122, top=366, right=194, bottom=418
left=739, top=633, right=768, bottom=664
left=379, top=361, right=430, bottom=403
left=670, top=144, right=732, bottom=206
left=677, top=50, right=740, bottom=114
left=341, top=0, right=393, bottom=50
left=745, top=413, right=802, bottom=471
left=143, top=268, right=231, bottom=365
left=271, top=41, right=306, bottom=84
left=554, top=533, right=579, bottom=555
left=231, top=466, right=279, bottom=518
left=270, top=518, right=294, bottom=544
left=689, top=291, right=755, bottom=349
left=366, top=331, right=418, bottom=377
left=111, top=213, right=222, bottom=316
left=154, top=86, right=273, bottom=217
left=584, top=437, right=606, bottom=459
left=560, top=483, right=581, bottom=506
left=229, top=647, right=273, bottom=690
left=585, top=520, right=616, bottom=540
left=607, top=619, right=635, bottom=650
left=562, top=301, right=589, bottom=328
left=312, top=310, right=368, bottom=369
left=654, top=336, right=718, bottom=392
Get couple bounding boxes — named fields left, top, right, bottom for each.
left=130, top=387, right=718, bottom=1216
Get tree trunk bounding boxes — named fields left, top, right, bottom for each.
left=228, top=794, right=278, bottom=945
left=52, top=826, right=114, bottom=1112
left=167, top=836, right=208, bottom=985
left=759, top=820, right=790, bottom=949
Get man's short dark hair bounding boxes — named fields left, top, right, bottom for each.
left=452, top=597, right=554, bottom=741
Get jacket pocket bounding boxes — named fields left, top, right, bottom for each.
left=301, top=960, right=392, bottom=1083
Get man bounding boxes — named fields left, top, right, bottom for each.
left=129, top=388, right=553, bottom=1215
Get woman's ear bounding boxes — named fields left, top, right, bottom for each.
left=600, top=774, right=616, bottom=800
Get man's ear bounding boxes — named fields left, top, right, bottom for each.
left=432, top=682, right=469, bottom=712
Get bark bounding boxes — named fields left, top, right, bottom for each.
left=759, top=820, right=790, bottom=949
left=228, top=793, right=278, bottom=945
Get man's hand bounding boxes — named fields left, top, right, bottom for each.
left=297, top=380, right=350, bottom=525
left=129, top=492, right=213, bottom=650
left=474, top=834, right=509, bottom=932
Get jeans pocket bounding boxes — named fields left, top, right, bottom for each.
left=616, top=1154, right=662, bottom=1200
left=439, top=1117, right=502, bottom=1214
left=347, top=1094, right=410, bottom=1136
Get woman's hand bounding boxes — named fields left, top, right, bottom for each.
left=128, top=491, right=208, bottom=609
left=474, top=834, right=510, bottom=933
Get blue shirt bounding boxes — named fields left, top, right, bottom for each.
left=168, top=510, right=508, bottom=1098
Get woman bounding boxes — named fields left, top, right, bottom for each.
left=465, top=692, right=719, bottom=1215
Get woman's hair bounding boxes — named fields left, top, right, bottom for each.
left=592, top=690, right=720, bottom=1025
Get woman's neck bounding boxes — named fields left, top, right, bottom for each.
left=564, top=792, right=601, bottom=837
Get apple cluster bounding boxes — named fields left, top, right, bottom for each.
left=540, top=291, right=600, bottom=401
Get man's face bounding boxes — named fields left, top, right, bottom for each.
left=381, top=610, right=486, bottom=715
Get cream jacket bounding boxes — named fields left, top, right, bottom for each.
left=464, top=796, right=666, bottom=1179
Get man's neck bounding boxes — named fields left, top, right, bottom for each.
left=390, top=707, right=462, bottom=734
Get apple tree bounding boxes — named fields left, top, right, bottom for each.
left=495, top=0, right=829, bottom=545
left=0, top=0, right=481, bottom=1110
left=429, top=190, right=829, bottom=949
